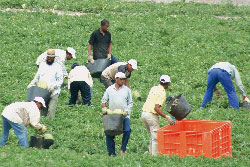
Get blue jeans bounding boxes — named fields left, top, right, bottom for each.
left=201, top=68, right=239, bottom=109
left=106, top=118, right=131, bottom=156
left=0, top=116, right=29, bottom=148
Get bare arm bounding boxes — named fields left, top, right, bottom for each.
left=108, top=43, right=112, bottom=54
left=88, top=43, right=92, bottom=56
left=154, top=104, right=166, bottom=118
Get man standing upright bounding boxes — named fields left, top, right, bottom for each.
left=101, top=72, right=133, bottom=156
left=88, top=19, right=118, bottom=64
left=141, top=75, right=175, bottom=156
left=28, top=49, right=64, bottom=120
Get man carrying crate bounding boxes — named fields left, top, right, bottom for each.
left=141, top=75, right=175, bottom=156
left=101, top=72, right=133, bottom=156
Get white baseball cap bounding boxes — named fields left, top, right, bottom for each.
left=115, top=72, right=126, bottom=79
left=66, top=47, right=76, bottom=59
left=128, top=59, right=137, bottom=70
left=34, top=97, right=46, bottom=108
left=160, top=75, right=171, bottom=83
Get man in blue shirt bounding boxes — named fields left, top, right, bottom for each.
left=101, top=72, right=133, bottom=156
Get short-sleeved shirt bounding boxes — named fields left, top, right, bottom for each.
left=89, top=29, right=112, bottom=60
left=102, top=62, right=131, bottom=80
left=142, top=85, right=166, bottom=114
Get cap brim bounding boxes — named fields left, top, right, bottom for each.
left=132, top=66, right=137, bottom=70
left=47, top=55, right=56, bottom=57
left=41, top=102, right=46, bottom=108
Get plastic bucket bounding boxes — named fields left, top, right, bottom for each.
left=166, top=94, right=192, bottom=120
left=102, top=114, right=124, bottom=136
left=30, top=136, right=54, bottom=149
left=86, top=59, right=111, bottom=78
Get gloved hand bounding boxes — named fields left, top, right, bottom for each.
left=123, top=110, right=128, bottom=117
left=40, top=125, right=47, bottom=133
left=165, top=116, right=175, bottom=125
left=170, top=116, right=176, bottom=125
left=88, top=55, right=94, bottom=64
left=243, top=96, right=250, bottom=103
left=107, top=53, right=111, bottom=60
left=102, top=107, right=107, bottom=115
left=214, top=88, right=222, bottom=99
left=49, top=86, right=55, bottom=93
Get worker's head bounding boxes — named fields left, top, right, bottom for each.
left=71, top=63, right=79, bottom=69
left=66, top=47, right=76, bottom=60
left=33, top=97, right=46, bottom=110
left=160, top=75, right=171, bottom=89
left=46, top=49, right=56, bottom=65
left=127, top=59, right=137, bottom=72
left=115, top=72, right=126, bottom=87
left=100, top=19, right=109, bottom=32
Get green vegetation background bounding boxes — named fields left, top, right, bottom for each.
left=0, top=0, right=249, bottom=166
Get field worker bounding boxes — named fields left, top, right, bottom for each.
left=101, top=72, right=133, bottom=156
left=68, top=63, right=93, bottom=106
left=201, top=62, right=250, bottom=109
left=100, top=59, right=137, bottom=89
left=0, top=97, right=47, bottom=148
left=88, top=19, right=119, bottom=65
left=36, top=47, right=76, bottom=78
left=28, top=49, right=64, bottom=120
left=141, top=75, right=175, bottom=156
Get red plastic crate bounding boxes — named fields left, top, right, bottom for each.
left=157, top=120, right=232, bottom=158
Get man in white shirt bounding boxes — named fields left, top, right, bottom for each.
left=201, top=62, right=250, bottom=109
left=28, top=49, right=64, bottom=120
left=0, top=97, right=47, bottom=148
left=36, top=47, right=76, bottom=78
left=68, top=63, right=93, bottom=106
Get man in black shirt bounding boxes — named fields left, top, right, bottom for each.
left=88, top=19, right=119, bottom=64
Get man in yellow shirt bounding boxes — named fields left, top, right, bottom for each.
left=141, top=75, right=174, bottom=156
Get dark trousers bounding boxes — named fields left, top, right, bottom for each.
left=69, top=81, right=91, bottom=105
left=111, top=55, right=119, bottom=64
left=201, top=68, right=239, bottom=109
left=106, top=118, right=131, bottom=156
left=100, top=75, right=115, bottom=89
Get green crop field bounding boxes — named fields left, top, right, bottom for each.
left=0, top=0, right=249, bottom=166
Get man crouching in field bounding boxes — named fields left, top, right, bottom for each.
left=0, top=97, right=47, bottom=148
left=101, top=72, right=133, bottom=156
left=141, top=75, right=175, bottom=156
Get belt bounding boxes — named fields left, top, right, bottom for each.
left=143, top=111, right=158, bottom=115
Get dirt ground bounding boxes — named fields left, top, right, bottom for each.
left=124, top=0, right=250, bottom=6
